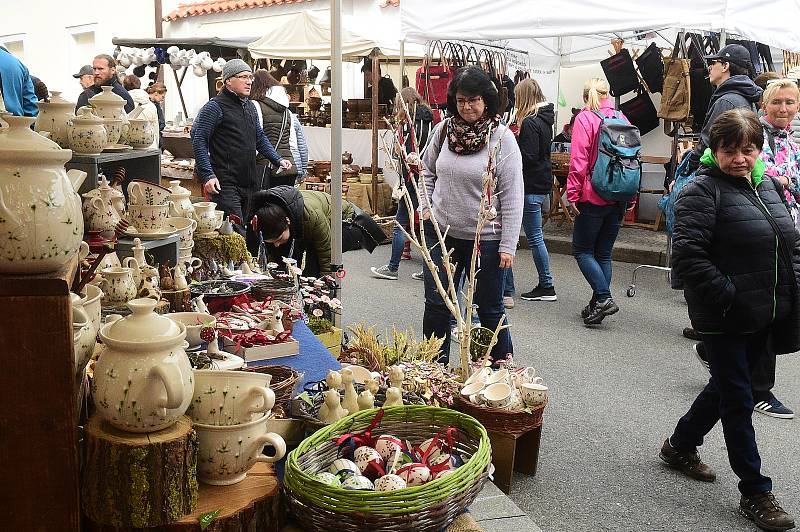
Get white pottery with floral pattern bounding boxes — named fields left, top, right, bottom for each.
left=194, top=414, right=286, bottom=485
left=127, top=117, right=156, bottom=149
left=193, top=202, right=221, bottom=233
left=128, top=204, right=169, bottom=233
left=188, top=369, right=275, bottom=425
left=67, top=107, right=108, bottom=155
left=101, top=117, right=124, bottom=146
left=0, top=115, right=85, bottom=274
left=77, top=283, right=104, bottom=334
left=34, top=91, right=75, bottom=148
left=82, top=175, right=126, bottom=216
left=167, top=181, right=195, bottom=218
left=71, top=293, right=96, bottom=381
left=166, top=216, right=196, bottom=246
left=89, top=86, right=129, bottom=142
left=99, top=266, right=138, bottom=306
left=93, top=298, right=193, bottom=433
left=83, top=182, right=122, bottom=235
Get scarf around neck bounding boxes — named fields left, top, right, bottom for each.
left=447, top=115, right=498, bottom=155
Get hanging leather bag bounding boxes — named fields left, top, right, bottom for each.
left=658, top=40, right=691, bottom=122
left=416, top=40, right=453, bottom=109
left=620, top=85, right=660, bottom=135
left=600, top=48, right=640, bottom=97
left=635, top=42, right=665, bottom=93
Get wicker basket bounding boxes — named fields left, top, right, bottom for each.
left=250, top=278, right=297, bottom=304
left=455, top=395, right=547, bottom=435
left=243, top=365, right=300, bottom=412
left=284, top=406, right=491, bottom=532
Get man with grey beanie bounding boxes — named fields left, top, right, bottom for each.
left=192, top=58, right=291, bottom=238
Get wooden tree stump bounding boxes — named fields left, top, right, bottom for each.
left=85, top=463, right=283, bottom=532
left=162, top=288, right=191, bottom=312
left=82, top=415, right=198, bottom=528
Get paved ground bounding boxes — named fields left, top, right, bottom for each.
left=340, top=244, right=800, bottom=532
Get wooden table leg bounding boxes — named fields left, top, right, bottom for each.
left=487, top=431, right=517, bottom=494
left=513, top=425, right=542, bottom=476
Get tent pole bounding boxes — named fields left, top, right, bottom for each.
left=331, top=0, right=344, bottom=306
left=719, top=30, right=727, bottom=48
left=371, top=50, right=380, bottom=212
left=399, top=39, right=405, bottom=88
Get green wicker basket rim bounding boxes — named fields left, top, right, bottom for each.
left=284, top=405, right=491, bottom=515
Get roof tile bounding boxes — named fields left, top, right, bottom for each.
left=164, top=0, right=312, bottom=22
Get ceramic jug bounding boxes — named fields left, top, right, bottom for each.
left=82, top=175, right=125, bottom=216
left=68, top=107, right=108, bottom=155
left=0, top=116, right=85, bottom=274
left=83, top=182, right=122, bottom=236
left=99, top=266, right=138, bottom=306
left=71, top=292, right=97, bottom=384
left=193, top=202, right=221, bottom=234
left=93, top=298, right=193, bottom=433
left=34, top=91, right=76, bottom=148
left=89, top=86, right=129, bottom=143
left=167, top=180, right=195, bottom=218
left=127, top=117, right=156, bottom=149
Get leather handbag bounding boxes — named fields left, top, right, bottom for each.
left=620, top=86, right=660, bottom=135
left=601, top=48, right=640, bottom=97
left=658, top=41, right=691, bottom=122
left=635, top=42, right=665, bottom=93
left=416, top=41, right=454, bottom=109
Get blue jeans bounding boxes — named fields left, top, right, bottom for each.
left=671, top=331, right=772, bottom=496
left=503, top=268, right=515, bottom=297
left=387, top=191, right=418, bottom=271
left=423, top=224, right=512, bottom=364
left=571, top=202, right=624, bottom=302
left=521, top=194, right=553, bottom=288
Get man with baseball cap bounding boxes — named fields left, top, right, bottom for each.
left=191, top=59, right=291, bottom=237
left=73, top=65, right=94, bottom=90
left=683, top=44, right=762, bottom=175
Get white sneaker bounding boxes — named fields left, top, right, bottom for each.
left=411, top=271, right=424, bottom=281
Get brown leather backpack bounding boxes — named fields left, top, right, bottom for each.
left=658, top=41, right=691, bottom=122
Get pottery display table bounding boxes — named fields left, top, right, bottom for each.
left=67, top=148, right=161, bottom=195
left=116, top=234, right=180, bottom=268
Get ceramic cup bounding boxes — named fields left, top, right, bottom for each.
left=485, top=368, right=510, bottom=386
left=168, top=312, right=217, bottom=348
left=483, top=382, right=513, bottom=408
left=128, top=180, right=170, bottom=206
left=520, top=383, right=548, bottom=407
left=190, top=370, right=276, bottom=425
left=511, top=373, right=543, bottom=390
left=99, top=266, right=138, bottom=306
left=513, top=367, right=539, bottom=385
left=464, top=366, right=492, bottom=387
left=129, top=204, right=169, bottom=233
left=194, top=415, right=286, bottom=485
left=460, top=381, right=485, bottom=401
left=78, top=283, right=104, bottom=333
left=166, top=217, right=197, bottom=246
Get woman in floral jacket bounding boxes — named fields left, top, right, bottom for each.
left=760, top=79, right=800, bottom=225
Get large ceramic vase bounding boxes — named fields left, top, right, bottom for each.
left=34, top=91, right=75, bottom=148
left=0, top=116, right=84, bottom=274
left=93, top=298, right=194, bottom=433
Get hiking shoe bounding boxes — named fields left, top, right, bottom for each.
left=683, top=327, right=702, bottom=341
left=503, top=296, right=515, bottom=309
left=581, top=300, right=596, bottom=319
left=754, top=395, right=795, bottom=419
left=659, top=438, right=717, bottom=482
left=521, top=285, right=557, bottom=301
left=739, top=491, right=796, bottom=531
left=583, top=298, right=619, bottom=325
left=411, top=271, right=424, bottom=281
left=371, top=265, right=398, bottom=280
left=693, top=343, right=710, bottom=373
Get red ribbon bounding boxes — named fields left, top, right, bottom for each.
left=218, top=328, right=291, bottom=351
left=333, top=409, right=385, bottom=450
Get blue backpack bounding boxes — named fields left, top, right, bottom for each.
left=590, top=110, right=642, bottom=201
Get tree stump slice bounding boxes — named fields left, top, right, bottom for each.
left=82, top=415, right=198, bottom=528
left=85, top=462, right=283, bottom=532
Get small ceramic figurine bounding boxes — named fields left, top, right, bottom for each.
left=221, top=266, right=236, bottom=277
left=383, top=387, right=404, bottom=407
left=241, top=261, right=253, bottom=274
left=192, top=295, right=208, bottom=314
left=159, top=263, right=175, bottom=290
left=319, top=389, right=348, bottom=424
left=172, top=265, right=188, bottom=290
left=357, top=390, right=375, bottom=411
left=326, top=369, right=342, bottom=390
left=388, top=366, right=405, bottom=390
left=341, top=368, right=359, bottom=415
left=257, top=302, right=284, bottom=333
left=366, top=376, right=380, bottom=396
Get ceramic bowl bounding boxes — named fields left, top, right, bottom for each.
left=195, top=415, right=286, bottom=485
left=483, top=382, right=513, bottom=408
left=129, top=204, right=169, bottom=233
left=78, top=283, right=104, bottom=333
left=168, top=312, right=216, bottom=347
left=189, top=369, right=275, bottom=425
left=167, top=217, right=197, bottom=246
left=128, top=180, right=170, bottom=206
left=460, top=381, right=485, bottom=400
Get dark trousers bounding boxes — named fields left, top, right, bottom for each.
left=212, top=183, right=256, bottom=253
left=571, top=202, right=624, bottom=302
left=671, top=331, right=773, bottom=496
left=422, top=223, right=512, bottom=364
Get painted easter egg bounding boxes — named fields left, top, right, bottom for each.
left=375, top=435, right=403, bottom=463
left=396, top=463, right=432, bottom=487
left=328, top=458, right=359, bottom=477
left=341, top=475, right=374, bottom=491
left=374, top=473, right=407, bottom=491
left=314, top=472, right=341, bottom=487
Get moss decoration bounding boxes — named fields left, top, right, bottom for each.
left=193, top=233, right=250, bottom=266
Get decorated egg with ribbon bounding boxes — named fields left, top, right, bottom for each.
left=328, top=458, right=359, bottom=477
left=354, top=446, right=384, bottom=480
left=433, top=468, right=456, bottom=480
left=341, top=475, right=374, bottom=491
left=374, top=473, right=407, bottom=491
left=396, top=463, right=432, bottom=487
left=315, top=472, right=341, bottom=487
left=375, top=435, right=403, bottom=463
left=417, top=437, right=449, bottom=466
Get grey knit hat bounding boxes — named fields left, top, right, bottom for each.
left=222, top=59, right=251, bottom=82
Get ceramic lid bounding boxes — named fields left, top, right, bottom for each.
left=89, top=86, right=126, bottom=107
left=0, top=115, right=71, bottom=162
left=102, top=298, right=185, bottom=345
left=38, top=91, right=75, bottom=110
left=169, top=180, right=191, bottom=197
left=72, top=107, right=106, bottom=125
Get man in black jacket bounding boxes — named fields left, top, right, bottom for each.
left=75, top=54, right=135, bottom=113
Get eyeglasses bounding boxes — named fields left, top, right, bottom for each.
left=456, top=96, right=483, bottom=108
left=233, top=74, right=254, bottom=81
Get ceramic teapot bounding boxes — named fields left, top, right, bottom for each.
left=99, top=266, right=138, bottom=306
left=89, top=86, right=129, bottom=142
left=68, top=107, right=108, bottom=155
left=82, top=181, right=122, bottom=236
left=82, top=175, right=125, bottom=216
left=93, top=298, right=193, bottom=433
left=167, top=180, right=195, bottom=218
left=34, top=91, right=75, bottom=148
left=0, top=115, right=85, bottom=274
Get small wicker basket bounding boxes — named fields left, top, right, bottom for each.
left=243, top=365, right=301, bottom=412
left=455, top=395, right=547, bottom=435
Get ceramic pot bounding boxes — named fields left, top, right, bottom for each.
left=168, top=312, right=216, bottom=347
left=67, top=107, right=108, bottom=155
left=77, top=283, right=104, bottom=333
left=89, top=86, right=129, bottom=142
left=167, top=181, right=195, bottom=218
left=82, top=175, right=125, bottom=217
left=0, top=116, right=85, bottom=274
left=189, top=370, right=275, bottom=425
left=127, top=117, right=156, bottom=149
left=101, top=117, right=123, bottom=146
left=83, top=183, right=122, bottom=235
left=93, top=298, right=193, bottom=433
left=99, top=266, right=138, bottom=306
left=71, top=293, right=96, bottom=382
left=193, top=202, right=221, bottom=233
left=195, top=415, right=286, bottom=485
left=34, top=91, right=75, bottom=148
left=129, top=204, right=169, bottom=233
left=166, top=217, right=196, bottom=247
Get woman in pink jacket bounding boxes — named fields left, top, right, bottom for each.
left=567, top=78, right=629, bottom=325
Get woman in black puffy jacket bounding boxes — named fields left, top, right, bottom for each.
left=660, top=109, right=799, bottom=532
